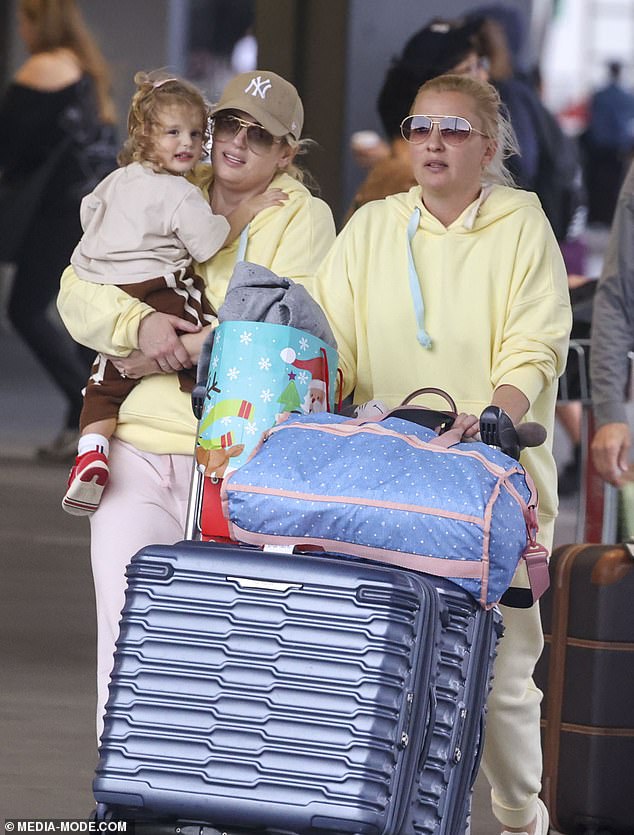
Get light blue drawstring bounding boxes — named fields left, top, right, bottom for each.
left=236, top=223, right=250, bottom=262
left=406, top=208, right=432, bottom=349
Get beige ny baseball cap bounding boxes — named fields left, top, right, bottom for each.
left=210, top=70, right=304, bottom=141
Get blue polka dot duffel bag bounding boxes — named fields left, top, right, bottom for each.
left=220, top=411, right=549, bottom=608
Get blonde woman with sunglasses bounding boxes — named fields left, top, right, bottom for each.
left=56, top=69, right=335, bottom=738
left=312, top=74, right=571, bottom=835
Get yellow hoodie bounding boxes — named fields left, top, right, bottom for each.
left=311, top=185, right=572, bottom=546
left=57, top=172, right=335, bottom=455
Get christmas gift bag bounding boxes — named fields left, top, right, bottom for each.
left=196, top=320, right=339, bottom=478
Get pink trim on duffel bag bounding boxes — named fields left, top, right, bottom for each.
left=226, top=483, right=485, bottom=527
left=226, top=525, right=487, bottom=580
left=267, top=419, right=524, bottom=480
left=222, top=415, right=545, bottom=608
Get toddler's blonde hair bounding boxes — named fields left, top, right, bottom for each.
left=118, top=70, right=211, bottom=168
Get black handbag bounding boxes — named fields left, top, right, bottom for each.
left=59, top=78, right=119, bottom=196
left=0, top=138, right=70, bottom=263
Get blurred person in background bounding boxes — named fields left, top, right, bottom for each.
left=590, top=159, right=634, bottom=487
left=0, top=0, right=117, bottom=462
left=347, top=17, right=487, bottom=218
left=467, top=8, right=539, bottom=193
left=583, top=60, right=634, bottom=227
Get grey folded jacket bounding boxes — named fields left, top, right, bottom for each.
left=218, top=261, right=337, bottom=348
left=195, top=262, right=337, bottom=391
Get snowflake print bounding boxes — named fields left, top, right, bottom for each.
left=227, top=367, right=240, bottom=380
left=245, top=422, right=258, bottom=435
left=299, top=337, right=310, bottom=352
left=221, top=416, right=232, bottom=426
left=259, top=356, right=272, bottom=371
left=260, top=389, right=274, bottom=403
left=297, top=370, right=309, bottom=385
left=240, top=330, right=253, bottom=345
left=212, top=355, right=219, bottom=369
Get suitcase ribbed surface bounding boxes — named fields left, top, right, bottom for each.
left=406, top=581, right=500, bottom=835
left=95, top=545, right=436, bottom=833
left=95, top=544, right=500, bottom=834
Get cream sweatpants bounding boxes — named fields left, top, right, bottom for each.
left=481, top=515, right=554, bottom=831
left=89, top=439, right=193, bottom=740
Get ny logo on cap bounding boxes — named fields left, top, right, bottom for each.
left=244, top=76, right=272, bottom=99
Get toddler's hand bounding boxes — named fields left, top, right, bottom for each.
left=247, top=188, right=288, bottom=215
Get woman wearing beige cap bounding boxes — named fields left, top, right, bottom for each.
left=56, top=69, right=335, bottom=740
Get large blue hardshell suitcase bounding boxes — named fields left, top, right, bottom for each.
left=93, top=542, right=501, bottom=834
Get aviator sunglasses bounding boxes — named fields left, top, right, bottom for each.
left=400, top=114, right=487, bottom=146
left=212, top=112, right=281, bottom=154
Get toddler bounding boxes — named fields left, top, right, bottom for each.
left=62, top=71, right=285, bottom=515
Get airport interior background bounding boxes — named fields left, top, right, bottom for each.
left=2, top=0, right=634, bottom=828
left=3, top=0, right=634, bottom=220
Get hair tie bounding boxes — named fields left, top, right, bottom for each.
left=152, top=77, right=179, bottom=89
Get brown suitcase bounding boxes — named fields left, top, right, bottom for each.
left=534, top=543, right=634, bottom=833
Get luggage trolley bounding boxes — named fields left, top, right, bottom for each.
left=93, top=385, right=509, bottom=832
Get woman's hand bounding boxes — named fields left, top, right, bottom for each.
left=491, top=384, right=530, bottom=425
left=108, top=324, right=215, bottom=380
left=453, top=412, right=480, bottom=439
left=106, top=351, right=161, bottom=380
left=137, top=311, right=201, bottom=372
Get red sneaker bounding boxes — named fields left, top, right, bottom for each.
left=62, top=450, right=110, bottom=516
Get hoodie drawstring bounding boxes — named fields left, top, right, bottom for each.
left=406, top=207, right=432, bottom=349
left=236, top=223, right=250, bottom=263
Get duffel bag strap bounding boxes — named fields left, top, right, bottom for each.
left=500, top=506, right=550, bottom=607
left=399, top=387, right=458, bottom=412
left=426, top=424, right=551, bottom=608
left=500, top=544, right=550, bottom=607
left=346, top=387, right=457, bottom=432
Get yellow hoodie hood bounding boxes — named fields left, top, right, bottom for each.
left=386, top=183, right=545, bottom=232
left=195, top=171, right=335, bottom=312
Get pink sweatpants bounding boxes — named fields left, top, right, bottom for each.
left=89, top=438, right=193, bottom=740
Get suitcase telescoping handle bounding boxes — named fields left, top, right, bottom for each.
left=479, top=406, right=547, bottom=461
